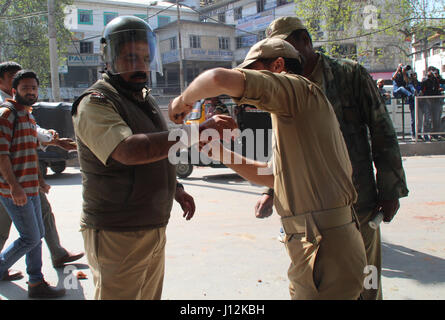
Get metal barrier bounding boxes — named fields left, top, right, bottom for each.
left=382, top=91, right=445, bottom=141
left=384, top=95, right=413, bottom=139
left=414, top=95, right=445, bottom=142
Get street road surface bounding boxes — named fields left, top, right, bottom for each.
left=0, top=156, right=444, bottom=300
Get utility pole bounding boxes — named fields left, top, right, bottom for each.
left=48, top=0, right=61, bottom=101
left=176, top=0, right=184, bottom=93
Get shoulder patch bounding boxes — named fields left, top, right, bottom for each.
left=88, top=92, right=108, bottom=104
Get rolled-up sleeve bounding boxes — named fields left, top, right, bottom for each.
left=232, top=68, right=306, bottom=117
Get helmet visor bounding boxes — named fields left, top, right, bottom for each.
left=103, top=29, right=162, bottom=74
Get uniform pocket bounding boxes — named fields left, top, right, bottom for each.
left=286, top=234, right=321, bottom=294
left=285, top=214, right=323, bottom=294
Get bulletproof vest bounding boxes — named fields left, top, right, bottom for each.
left=72, top=78, right=176, bottom=231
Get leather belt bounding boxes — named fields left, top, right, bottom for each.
left=281, top=205, right=354, bottom=235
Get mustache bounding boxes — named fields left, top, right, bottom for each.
left=130, top=72, right=148, bottom=80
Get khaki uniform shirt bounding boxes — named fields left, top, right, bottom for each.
left=233, top=69, right=357, bottom=217
left=72, top=94, right=133, bottom=165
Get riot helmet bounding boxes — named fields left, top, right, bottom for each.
left=100, top=16, right=161, bottom=75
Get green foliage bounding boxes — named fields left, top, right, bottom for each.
left=0, top=0, right=73, bottom=87
left=294, top=0, right=444, bottom=62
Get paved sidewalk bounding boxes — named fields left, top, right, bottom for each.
left=0, top=156, right=444, bottom=300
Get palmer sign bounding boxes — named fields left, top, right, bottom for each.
left=67, top=55, right=100, bottom=66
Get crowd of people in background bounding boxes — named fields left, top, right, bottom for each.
left=387, top=63, right=445, bottom=141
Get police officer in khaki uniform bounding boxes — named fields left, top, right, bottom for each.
left=255, top=17, right=409, bottom=300
left=71, top=16, right=235, bottom=300
left=169, top=38, right=367, bottom=300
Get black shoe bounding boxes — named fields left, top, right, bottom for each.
left=1, top=269, right=24, bottom=281
left=52, top=251, right=85, bottom=268
left=28, top=281, right=66, bottom=299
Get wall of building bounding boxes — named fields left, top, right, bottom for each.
left=55, top=0, right=421, bottom=99
left=156, top=19, right=235, bottom=94
left=412, top=38, right=445, bottom=79
left=61, top=0, right=200, bottom=95
left=201, top=0, right=410, bottom=73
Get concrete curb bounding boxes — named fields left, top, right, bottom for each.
left=399, top=141, right=445, bottom=157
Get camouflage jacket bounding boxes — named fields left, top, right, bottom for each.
left=319, top=53, right=408, bottom=213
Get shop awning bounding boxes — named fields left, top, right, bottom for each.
left=370, top=71, right=394, bottom=80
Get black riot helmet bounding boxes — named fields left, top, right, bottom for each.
left=100, top=16, right=161, bottom=75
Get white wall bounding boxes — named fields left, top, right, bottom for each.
left=412, top=40, right=445, bottom=79
left=65, top=0, right=199, bottom=54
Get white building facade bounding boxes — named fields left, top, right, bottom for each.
left=61, top=0, right=198, bottom=98
left=412, top=32, right=445, bottom=79
left=56, top=0, right=416, bottom=100
left=156, top=19, right=235, bottom=95
left=199, top=0, right=411, bottom=81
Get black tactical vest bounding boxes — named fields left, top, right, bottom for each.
left=72, top=77, right=176, bottom=231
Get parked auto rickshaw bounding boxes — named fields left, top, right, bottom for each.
left=32, top=102, right=78, bottom=177
left=175, top=97, right=272, bottom=179
left=185, top=99, right=208, bottom=125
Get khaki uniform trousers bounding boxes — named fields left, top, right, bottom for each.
left=282, top=206, right=367, bottom=300
left=356, top=209, right=382, bottom=300
left=82, top=226, right=166, bottom=300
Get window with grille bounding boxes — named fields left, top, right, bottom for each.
left=219, top=37, right=230, bottom=50
left=78, top=9, right=93, bottom=25
left=190, top=35, right=201, bottom=48
left=234, top=7, right=242, bottom=20
left=257, top=0, right=265, bottom=13
left=236, top=37, right=243, bottom=49
left=79, top=41, right=93, bottom=54
left=218, top=12, right=226, bottom=23
left=170, top=37, right=177, bottom=50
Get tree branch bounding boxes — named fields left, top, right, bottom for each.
left=0, top=0, right=13, bottom=16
